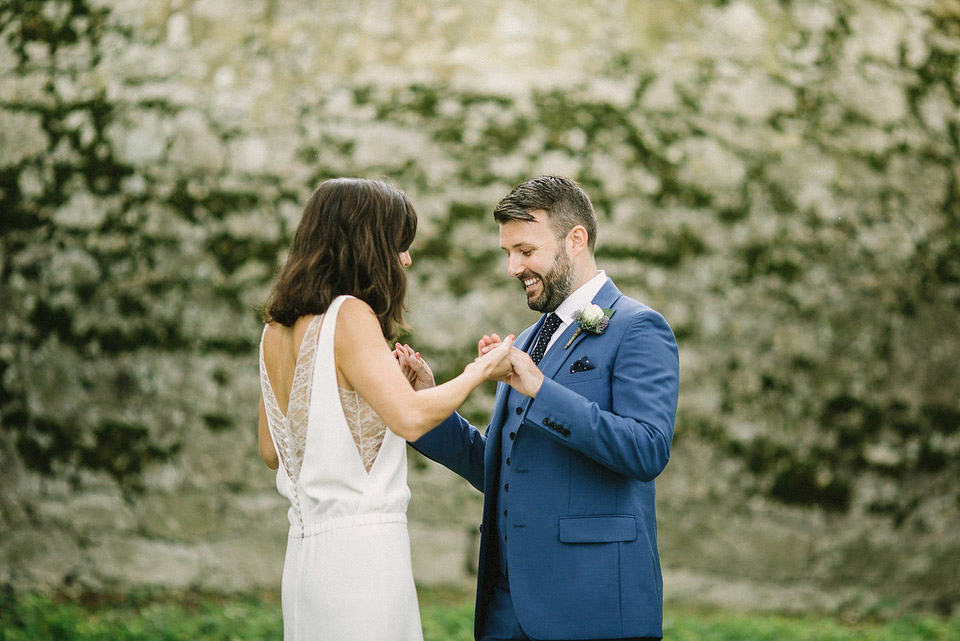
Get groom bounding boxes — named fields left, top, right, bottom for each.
left=413, top=176, right=679, bottom=641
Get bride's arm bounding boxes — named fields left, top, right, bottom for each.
left=336, top=298, right=512, bottom=441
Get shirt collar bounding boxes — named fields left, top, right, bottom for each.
left=554, top=270, right=607, bottom=326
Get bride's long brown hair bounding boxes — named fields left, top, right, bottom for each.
left=262, top=178, right=417, bottom=341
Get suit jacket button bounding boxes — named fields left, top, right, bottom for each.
left=509, top=432, right=516, bottom=440
left=515, top=407, right=523, bottom=415
left=543, top=418, right=550, bottom=426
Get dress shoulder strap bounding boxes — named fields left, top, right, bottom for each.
left=315, top=295, right=355, bottom=352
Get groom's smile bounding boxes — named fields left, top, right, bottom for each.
left=522, top=275, right=541, bottom=294
left=520, top=272, right=549, bottom=308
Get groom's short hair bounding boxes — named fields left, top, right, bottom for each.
left=493, top=175, right=598, bottom=252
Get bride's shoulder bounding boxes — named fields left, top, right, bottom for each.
left=336, top=296, right=376, bottom=320
left=334, top=298, right=382, bottom=345
left=262, top=320, right=287, bottom=341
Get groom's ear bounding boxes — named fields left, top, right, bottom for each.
left=567, top=224, right=589, bottom=256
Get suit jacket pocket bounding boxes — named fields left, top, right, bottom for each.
left=553, top=367, right=606, bottom=386
left=558, top=514, right=638, bottom=543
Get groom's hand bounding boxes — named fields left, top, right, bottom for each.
left=505, top=348, right=544, bottom=398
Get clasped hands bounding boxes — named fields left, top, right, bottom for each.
left=394, top=334, right=544, bottom=398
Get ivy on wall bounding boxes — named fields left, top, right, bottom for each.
left=1, top=0, right=959, bottom=604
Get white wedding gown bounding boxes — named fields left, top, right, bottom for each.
left=259, top=295, right=423, bottom=641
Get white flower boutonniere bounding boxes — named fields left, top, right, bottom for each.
left=564, top=304, right=615, bottom=349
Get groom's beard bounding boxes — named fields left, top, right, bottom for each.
left=523, top=249, right=575, bottom=313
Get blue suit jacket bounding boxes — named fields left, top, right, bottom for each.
left=413, top=279, right=679, bottom=640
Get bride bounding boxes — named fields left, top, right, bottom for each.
left=257, top=177, right=512, bottom=640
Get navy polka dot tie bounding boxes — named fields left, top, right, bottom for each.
left=529, top=313, right=562, bottom=365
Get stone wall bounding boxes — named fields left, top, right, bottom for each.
left=2, top=0, right=959, bottom=617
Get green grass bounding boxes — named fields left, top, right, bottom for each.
left=1, top=589, right=958, bottom=641
left=662, top=609, right=960, bottom=641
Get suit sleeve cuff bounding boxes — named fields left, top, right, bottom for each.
left=523, top=376, right=577, bottom=438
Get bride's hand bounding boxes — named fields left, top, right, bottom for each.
left=477, top=333, right=502, bottom=357
left=471, top=334, right=515, bottom=381
left=478, top=333, right=516, bottom=381
left=393, top=343, right=435, bottom=390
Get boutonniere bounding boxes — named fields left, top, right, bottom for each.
left=564, top=304, right=615, bottom=349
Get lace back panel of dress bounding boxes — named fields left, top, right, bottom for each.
left=338, top=389, right=386, bottom=473
left=259, top=317, right=322, bottom=485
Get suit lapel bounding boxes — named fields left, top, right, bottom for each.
left=484, top=383, right=510, bottom=471
left=484, top=321, right=539, bottom=493
left=492, top=320, right=538, bottom=427
left=592, top=278, right=623, bottom=309
left=519, top=316, right=544, bottom=353
left=538, top=279, right=623, bottom=379
left=538, top=323, right=578, bottom=378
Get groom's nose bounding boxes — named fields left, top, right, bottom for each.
left=507, top=254, right=524, bottom=278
